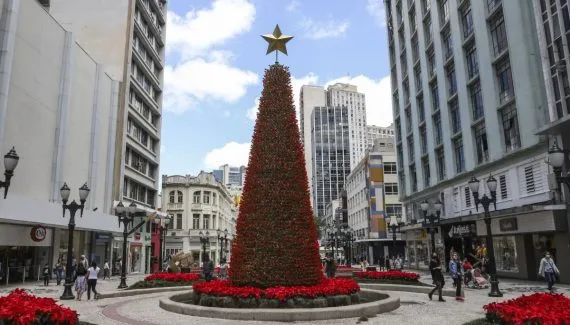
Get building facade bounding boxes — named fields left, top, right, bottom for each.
left=0, top=0, right=125, bottom=284
left=213, top=165, right=246, bottom=187
left=161, top=173, right=237, bottom=265
left=345, top=140, right=404, bottom=265
left=386, top=0, right=570, bottom=281
left=366, top=124, right=395, bottom=150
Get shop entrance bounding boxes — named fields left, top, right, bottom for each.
left=0, top=246, right=50, bottom=285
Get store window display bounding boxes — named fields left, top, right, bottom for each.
left=493, top=236, right=518, bottom=272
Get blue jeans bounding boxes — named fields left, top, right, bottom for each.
left=545, top=272, right=556, bottom=290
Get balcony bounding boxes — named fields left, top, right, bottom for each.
left=149, top=0, right=166, bottom=25
left=130, top=71, right=160, bottom=111
left=134, top=18, right=162, bottom=63
left=167, top=202, right=184, bottom=210
left=132, top=46, right=161, bottom=90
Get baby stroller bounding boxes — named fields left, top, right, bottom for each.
left=467, top=268, right=489, bottom=289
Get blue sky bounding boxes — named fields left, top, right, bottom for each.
left=160, top=0, right=392, bottom=178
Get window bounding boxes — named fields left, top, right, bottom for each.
left=203, top=215, right=210, bottom=229
left=465, top=45, right=479, bottom=79
left=169, top=190, right=175, bottom=203
left=386, top=204, right=403, bottom=216
left=397, top=145, right=404, bottom=169
left=433, top=112, right=443, bottom=145
left=487, top=0, right=502, bottom=13
left=496, top=60, right=514, bottom=104
left=415, top=66, right=422, bottom=91
left=439, top=0, right=449, bottom=26
left=408, top=136, right=415, bottom=161
left=410, top=165, right=418, bottom=191
left=443, top=28, right=453, bottom=59
left=409, top=9, right=417, bottom=34
left=417, top=96, right=425, bottom=122
left=422, top=0, right=431, bottom=16
left=384, top=162, right=398, bottom=174
left=177, top=191, right=183, bottom=203
left=499, top=175, right=508, bottom=199
left=454, top=137, right=465, bottom=173
left=461, top=4, right=473, bottom=38
left=500, top=106, right=521, bottom=152
left=447, top=68, right=457, bottom=96
left=431, top=83, right=440, bottom=110
left=436, top=148, right=446, bottom=180
left=525, top=166, right=535, bottom=193
left=212, top=193, right=217, bottom=205
left=193, top=191, right=201, bottom=204
left=405, top=108, right=412, bottom=132
left=422, top=158, right=430, bottom=187
left=385, top=183, right=399, bottom=195
left=473, top=122, right=489, bottom=164
left=464, top=187, right=472, bottom=208
left=428, top=51, right=436, bottom=76
left=490, top=14, right=508, bottom=56
left=203, top=191, right=211, bottom=204
left=450, top=100, right=461, bottom=134
left=492, top=236, right=519, bottom=272
left=192, top=214, right=200, bottom=229
left=470, top=82, right=484, bottom=120
left=176, top=213, right=183, bottom=230
left=424, top=16, right=433, bottom=45
left=412, top=36, right=419, bottom=63
left=420, top=126, right=428, bottom=154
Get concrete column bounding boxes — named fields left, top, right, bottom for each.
left=182, top=236, right=190, bottom=252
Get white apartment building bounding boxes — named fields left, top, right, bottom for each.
left=300, top=84, right=368, bottom=210
left=161, top=173, right=237, bottom=265
left=48, top=0, right=167, bottom=209
left=366, top=124, right=395, bottom=150
left=0, top=0, right=125, bottom=282
left=345, top=140, right=403, bottom=264
left=386, top=0, right=570, bottom=279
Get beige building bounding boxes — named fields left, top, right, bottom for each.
left=0, top=0, right=125, bottom=281
left=47, top=0, right=167, bottom=209
left=162, top=173, right=237, bottom=265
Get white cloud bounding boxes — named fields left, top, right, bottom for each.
left=246, top=96, right=260, bottom=120
left=299, top=18, right=349, bottom=39
left=325, top=75, right=393, bottom=127
left=285, top=0, right=300, bottom=11
left=163, top=1, right=259, bottom=114
left=204, top=142, right=251, bottom=169
left=366, top=0, right=386, bottom=27
left=166, top=0, right=256, bottom=59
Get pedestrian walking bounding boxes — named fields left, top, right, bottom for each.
left=449, top=252, right=464, bottom=302
left=202, top=255, right=214, bottom=282
left=103, top=261, right=110, bottom=280
left=385, top=256, right=391, bottom=270
left=218, top=258, right=228, bottom=280
left=87, top=261, right=100, bottom=300
left=55, top=259, right=64, bottom=285
left=428, top=253, right=445, bottom=302
left=42, top=263, right=50, bottom=286
left=325, top=254, right=337, bottom=278
left=538, top=251, right=560, bottom=292
left=74, top=261, right=88, bottom=301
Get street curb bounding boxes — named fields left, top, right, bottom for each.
left=97, top=286, right=190, bottom=299
left=159, top=289, right=400, bottom=322
left=359, top=283, right=456, bottom=297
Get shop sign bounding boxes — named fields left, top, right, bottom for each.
left=499, top=217, right=518, bottom=232
left=447, top=223, right=476, bottom=238
left=30, top=225, right=47, bottom=242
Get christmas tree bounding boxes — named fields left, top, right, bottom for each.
left=229, top=26, right=323, bottom=288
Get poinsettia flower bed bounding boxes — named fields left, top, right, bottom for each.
left=191, top=278, right=361, bottom=308
left=128, top=272, right=200, bottom=290
left=0, top=289, right=78, bottom=325
left=354, top=271, right=421, bottom=283
left=483, top=293, right=570, bottom=325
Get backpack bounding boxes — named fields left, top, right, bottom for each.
left=76, top=262, right=86, bottom=275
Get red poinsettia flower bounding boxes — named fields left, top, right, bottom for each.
left=0, top=289, right=79, bottom=325
left=354, top=270, right=420, bottom=281
left=144, top=272, right=200, bottom=282
left=483, top=292, right=570, bottom=325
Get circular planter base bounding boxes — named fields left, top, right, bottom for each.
left=159, top=289, right=400, bottom=322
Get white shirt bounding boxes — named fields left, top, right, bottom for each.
left=87, top=267, right=100, bottom=279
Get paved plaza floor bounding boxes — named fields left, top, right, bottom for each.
left=1, top=272, right=569, bottom=325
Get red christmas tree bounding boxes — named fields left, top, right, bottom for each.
left=229, top=63, right=323, bottom=288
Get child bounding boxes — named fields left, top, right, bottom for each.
left=42, top=263, right=50, bottom=286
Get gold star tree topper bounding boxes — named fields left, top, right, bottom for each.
left=261, top=25, right=293, bottom=61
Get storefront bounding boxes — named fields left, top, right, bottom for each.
left=441, top=221, right=478, bottom=268
left=476, top=208, right=570, bottom=283
left=403, top=224, right=443, bottom=271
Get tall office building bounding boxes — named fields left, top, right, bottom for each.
left=311, top=106, right=351, bottom=218
left=300, top=83, right=367, bottom=212
left=386, top=0, right=569, bottom=279
left=366, top=124, right=395, bottom=150
left=213, top=165, right=247, bottom=187
left=48, top=0, right=167, bottom=209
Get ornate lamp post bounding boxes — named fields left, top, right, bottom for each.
left=468, top=174, right=503, bottom=297
left=217, top=228, right=229, bottom=261
left=115, top=201, right=143, bottom=289
left=386, top=215, right=404, bottom=249
left=199, top=230, right=210, bottom=258
left=420, top=200, right=442, bottom=254
left=0, top=147, right=19, bottom=199
left=155, top=215, right=171, bottom=272
left=59, top=182, right=90, bottom=300
left=547, top=140, right=570, bottom=189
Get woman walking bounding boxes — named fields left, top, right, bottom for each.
left=74, top=261, right=88, bottom=301
left=449, top=252, right=464, bottom=302
left=538, top=251, right=560, bottom=292
left=87, top=261, right=100, bottom=300
left=428, top=253, right=445, bottom=302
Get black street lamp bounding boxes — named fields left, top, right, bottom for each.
left=199, top=230, right=210, bottom=258
left=155, top=215, right=171, bottom=272
left=59, top=182, right=90, bottom=300
left=0, top=147, right=19, bottom=199
left=217, top=228, right=229, bottom=261
left=547, top=140, right=570, bottom=189
left=342, top=228, right=355, bottom=265
left=386, top=215, right=404, bottom=248
left=115, top=201, right=143, bottom=289
left=420, top=200, right=442, bottom=254
left=468, top=174, right=503, bottom=297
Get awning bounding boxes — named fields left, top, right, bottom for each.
left=535, top=116, right=570, bottom=135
